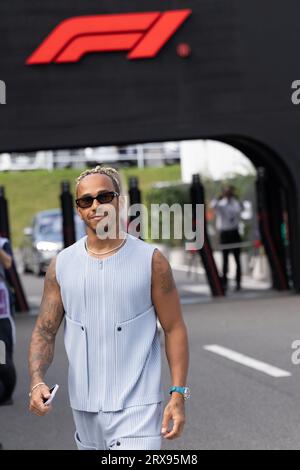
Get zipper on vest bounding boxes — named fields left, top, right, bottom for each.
left=100, top=258, right=105, bottom=409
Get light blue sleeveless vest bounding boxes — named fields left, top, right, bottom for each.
left=56, top=233, right=164, bottom=412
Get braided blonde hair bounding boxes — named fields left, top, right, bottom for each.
left=76, top=165, right=121, bottom=194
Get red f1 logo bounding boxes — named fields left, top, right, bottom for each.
left=26, top=10, right=192, bottom=64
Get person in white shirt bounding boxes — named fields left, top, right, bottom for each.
left=211, top=186, right=244, bottom=291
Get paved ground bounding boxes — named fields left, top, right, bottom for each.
left=1, top=282, right=300, bottom=449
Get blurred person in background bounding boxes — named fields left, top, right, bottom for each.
left=0, top=237, right=17, bottom=450
left=0, top=238, right=17, bottom=403
left=211, top=186, right=244, bottom=291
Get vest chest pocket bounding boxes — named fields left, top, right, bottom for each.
left=64, top=315, right=89, bottom=406
left=114, top=305, right=159, bottom=400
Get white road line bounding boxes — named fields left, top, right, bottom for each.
left=203, top=344, right=291, bottom=378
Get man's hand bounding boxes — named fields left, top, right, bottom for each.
left=29, top=383, right=52, bottom=416
left=161, top=394, right=186, bottom=440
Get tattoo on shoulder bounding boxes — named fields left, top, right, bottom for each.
left=153, top=249, right=176, bottom=294
left=37, top=256, right=64, bottom=330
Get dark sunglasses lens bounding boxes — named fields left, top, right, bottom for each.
left=78, top=197, right=93, bottom=208
left=97, top=192, right=115, bottom=204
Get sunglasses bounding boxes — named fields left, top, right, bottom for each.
left=76, top=191, right=119, bottom=209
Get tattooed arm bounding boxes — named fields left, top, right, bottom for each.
left=28, top=256, right=64, bottom=416
left=151, top=249, right=189, bottom=440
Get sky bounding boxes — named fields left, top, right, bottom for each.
left=180, top=140, right=256, bottom=182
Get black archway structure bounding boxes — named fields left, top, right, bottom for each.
left=219, top=136, right=298, bottom=292
left=1, top=0, right=300, bottom=293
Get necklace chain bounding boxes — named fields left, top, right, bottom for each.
left=85, top=235, right=127, bottom=256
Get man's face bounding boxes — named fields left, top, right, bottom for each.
left=76, top=174, right=120, bottom=236
left=224, top=187, right=234, bottom=198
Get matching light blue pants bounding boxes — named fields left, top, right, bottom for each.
left=73, top=402, right=163, bottom=450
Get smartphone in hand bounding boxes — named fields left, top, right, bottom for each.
left=43, top=384, right=59, bottom=406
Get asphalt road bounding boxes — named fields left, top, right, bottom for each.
left=1, top=271, right=300, bottom=450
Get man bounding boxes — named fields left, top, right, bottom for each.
left=211, top=186, right=244, bottom=291
left=29, top=166, right=190, bottom=450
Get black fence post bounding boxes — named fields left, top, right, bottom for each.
left=128, top=177, right=142, bottom=239
left=190, top=174, right=225, bottom=297
left=0, top=186, right=10, bottom=240
left=256, top=168, right=289, bottom=291
left=60, top=181, right=76, bottom=248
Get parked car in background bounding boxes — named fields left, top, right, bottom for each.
left=20, top=209, right=86, bottom=275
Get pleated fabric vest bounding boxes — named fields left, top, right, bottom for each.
left=56, top=232, right=164, bottom=412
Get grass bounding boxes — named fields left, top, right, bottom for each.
left=0, top=165, right=181, bottom=247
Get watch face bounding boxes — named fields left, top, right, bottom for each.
left=183, top=387, right=191, bottom=400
